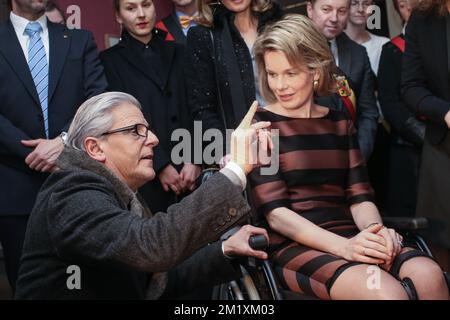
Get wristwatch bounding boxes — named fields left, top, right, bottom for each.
left=59, top=131, right=68, bottom=145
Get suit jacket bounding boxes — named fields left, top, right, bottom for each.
left=0, top=19, right=107, bottom=216
left=15, top=147, right=247, bottom=299
left=155, top=12, right=187, bottom=46
left=401, top=11, right=450, bottom=145
left=336, top=32, right=379, bottom=160
left=100, top=29, right=194, bottom=212
left=378, top=35, right=425, bottom=148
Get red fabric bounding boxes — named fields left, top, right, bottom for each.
left=155, top=21, right=175, bottom=41
left=335, top=79, right=357, bottom=123
left=391, top=36, right=406, bottom=53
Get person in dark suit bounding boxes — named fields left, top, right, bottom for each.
left=401, top=0, right=450, bottom=272
left=0, top=0, right=107, bottom=294
left=155, top=0, right=197, bottom=45
left=378, top=0, right=423, bottom=218
left=15, top=92, right=270, bottom=299
left=307, top=0, right=379, bottom=161
left=100, top=0, right=201, bottom=214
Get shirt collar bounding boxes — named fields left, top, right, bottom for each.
left=175, top=10, right=197, bottom=19
left=10, top=11, right=48, bottom=36
left=121, top=29, right=162, bottom=52
left=402, top=24, right=407, bottom=35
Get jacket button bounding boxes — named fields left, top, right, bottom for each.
left=228, top=208, right=237, bottom=217
left=226, top=216, right=232, bottom=222
left=217, top=217, right=225, bottom=226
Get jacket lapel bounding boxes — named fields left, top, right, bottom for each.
left=164, top=13, right=186, bottom=46
left=47, top=21, right=70, bottom=103
left=0, top=21, right=41, bottom=108
left=336, top=33, right=352, bottom=75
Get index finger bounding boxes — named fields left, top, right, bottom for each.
left=238, top=101, right=259, bottom=130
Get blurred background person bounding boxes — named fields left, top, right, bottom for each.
left=306, top=0, right=379, bottom=162
left=345, top=0, right=391, bottom=213
left=401, top=0, right=450, bottom=272
left=185, top=0, right=282, bottom=149
left=345, top=0, right=389, bottom=75
left=101, top=0, right=200, bottom=214
left=378, top=0, right=422, bottom=218
left=156, top=0, right=197, bottom=45
left=45, top=0, right=64, bottom=24
left=0, top=0, right=106, bottom=295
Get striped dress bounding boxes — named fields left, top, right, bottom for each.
left=249, top=108, right=425, bottom=299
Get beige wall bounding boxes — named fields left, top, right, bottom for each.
left=386, top=0, right=404, bottom=37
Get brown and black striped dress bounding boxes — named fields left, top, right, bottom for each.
left=249, top=108, right=427, bottom=299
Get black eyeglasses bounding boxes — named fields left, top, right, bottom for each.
left=101, top=123, right=150, bottom=138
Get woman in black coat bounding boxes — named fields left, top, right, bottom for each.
left=401, top=0, right=450, bottom=271
left=100, top=0, right=201, bottom=213
left=185, top=0, right=282, bottom=138
left=378, top=0, right=424, bottom=218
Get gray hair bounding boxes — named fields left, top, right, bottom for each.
left=67, top=92, right=142, bottom=151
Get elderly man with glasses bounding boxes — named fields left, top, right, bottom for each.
left=15, top=92, right=271, bottom=300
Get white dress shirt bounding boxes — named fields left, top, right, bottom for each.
left=360, top=33, right=390, bottom=75
left=10, top=11, right=49, bottom=64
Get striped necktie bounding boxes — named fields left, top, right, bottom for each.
left=24, top=22, right=49, bottom=138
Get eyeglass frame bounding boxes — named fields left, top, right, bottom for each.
left=101, top=123, right=151, bottom=138
left=350, top=0, right=374, bottom=8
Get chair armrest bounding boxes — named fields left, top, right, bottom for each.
left=383, top=217, right=429, bottom=231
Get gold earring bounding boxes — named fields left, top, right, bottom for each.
left=313, top=80, right=319, bottom=91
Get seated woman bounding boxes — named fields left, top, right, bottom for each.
left=249, top=14, right=449, bottom=300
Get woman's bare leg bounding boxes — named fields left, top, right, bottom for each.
left=330, top=264, right=408, bottom=300
left=398, top=256, right=449, bottom=300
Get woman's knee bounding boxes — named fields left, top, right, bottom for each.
left=400, top=257, right=449, bottom=299
left=372, top=282, right=409, bottom=300
left=400, top=257, right=443, bottom=285
left=330, top=265, right=409, bottom=300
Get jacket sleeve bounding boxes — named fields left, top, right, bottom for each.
left=0, top=113, right=33, bottom=159
left=378, top=44, right=425, bottom=146
left=162, top=241, right=241, bottom=298
left=355, top=48, right=379, bottom=160
left=185, top=27, right=225, bottom=133
left=47, top=171, right=249, bottom=273
left=401, top=12, right=450, bottom=123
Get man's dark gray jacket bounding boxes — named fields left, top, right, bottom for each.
left=15, top=147, right=250, bottom=299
